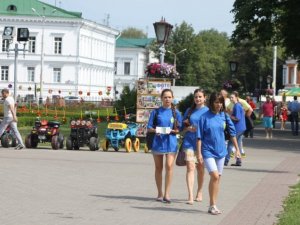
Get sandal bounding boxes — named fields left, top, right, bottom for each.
left=156, top=197, right=163, bottom=202
left=186, top=200, right=194, bottom=205
left=208, top=206, right=222, bottom=215
left=163, top=197, right=171, bottom=204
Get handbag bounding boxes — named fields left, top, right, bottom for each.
left=176, top=143, right=186, bottom=166
left=224, top=113, right=231, bottom=140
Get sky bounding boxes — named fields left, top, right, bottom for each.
left=43, top=0, right=236, bottom=37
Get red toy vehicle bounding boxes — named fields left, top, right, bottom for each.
left=25, top=119, right=64, bottom=150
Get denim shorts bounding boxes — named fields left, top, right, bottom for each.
left=263, top=116, right=273, bottom=128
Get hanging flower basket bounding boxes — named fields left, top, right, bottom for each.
left=145, top=63, right=179, bottom=79
left=222, top=79, right=241, bottom=91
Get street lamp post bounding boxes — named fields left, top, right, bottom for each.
left=267, top=75, right=272, bottom=90
left=32, top=7, right=46, bottom=105
left=229, top=61, right=238, bottom=78
left=259, top=75, right=263, bottom=102
left=167, top=49, right=186, bottom=86
left=153, top=18, right=173, bottom=64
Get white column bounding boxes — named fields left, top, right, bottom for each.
left=294, top=64, right=298, bottom=85
left=293, top=65, right=297, bottom=85
left=286, top=66, right=290, bottom=85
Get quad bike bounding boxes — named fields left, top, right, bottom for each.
left=25, top=119, right=64, bottom=150
left=66, top=118, right=99, bottom=151
left=102, top=122, right=140, bottom=153
left=0, top=124, right=17, bottom=148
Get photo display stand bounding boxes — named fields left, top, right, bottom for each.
left=136, top=78, right=171, bottom=138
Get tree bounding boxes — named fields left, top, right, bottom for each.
left=114, top=86, right=137, bottom=116
left=121, top=27, right=147, bottom=38
left=231, top=0, right=300, bottom=58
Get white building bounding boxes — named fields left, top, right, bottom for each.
left=0, top=0, right=119, bottom=102
left=114, top=38, right=156, bottom=98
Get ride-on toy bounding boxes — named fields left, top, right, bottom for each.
left=66, top=118, right=99, bottom=151
left=25, top=119, right=64, bottom=150
left=102, top=122, right=140, bottom=153
left=0, top=125, right=17, bottom=148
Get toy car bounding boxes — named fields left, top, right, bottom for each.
left=102, top=122, right=140, bottom=153
left=25, top=119, right=64, bottom=150
left=65, top=118, right=99, bottom=151
left=0, top=124, right=17, bottom=148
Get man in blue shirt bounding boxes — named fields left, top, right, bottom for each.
left=288, top=96, right=300, bottom=136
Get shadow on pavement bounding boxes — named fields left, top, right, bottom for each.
left=225, top=167, right=289, bottom=174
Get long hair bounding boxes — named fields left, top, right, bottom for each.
left=160, top=89, right=178, bottom=129
left=208, top=92, right=225, bottom=112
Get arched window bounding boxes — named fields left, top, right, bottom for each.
left=7, top=5, right=17, bottom=12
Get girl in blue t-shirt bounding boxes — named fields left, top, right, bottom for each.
left=196, top=92, right=241, bottom=215
left=182, top=89, right=208, bottom=204
left=147, top=89, right=182, bottom=203
left=225, top=91, right=246, bottom=166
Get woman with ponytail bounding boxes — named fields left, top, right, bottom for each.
left=181, top=89, right=208, bottom=204
left=147, top=89, right=182, bottom=204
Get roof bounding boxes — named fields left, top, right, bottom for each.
left=0, top=0, right=82, bottom=19
left=116, top=38, right=155, bottom=48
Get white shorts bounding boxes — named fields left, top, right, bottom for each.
left=204, top=157, right=225, bottom=175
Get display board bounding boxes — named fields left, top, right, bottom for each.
left=136, top=79, right=171, bottom=137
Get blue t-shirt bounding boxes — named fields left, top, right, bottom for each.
left=232, top=102, right=246, bottom=133
left=147, top=107, right=182, bottom=154
left=182, top=106, right=209, bottom=151
left=197, top=111, right=236, bottom=159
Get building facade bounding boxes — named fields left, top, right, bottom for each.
left=0, top=0, right=119, bottom=101
left=282, top=59, right=300, bottom=89
left=114, top=38, right=156, bottom=99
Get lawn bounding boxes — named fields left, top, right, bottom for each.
left=277, top=180, right=300, bottom=225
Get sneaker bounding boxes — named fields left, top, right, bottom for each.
left=208, top=206, right=222, bottom=215
left=231, top=158, right=242, bottom=166
left=224, top=159, right=229, bottom=166
left=14, top=144, right=24, bottom=150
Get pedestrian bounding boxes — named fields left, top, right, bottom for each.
left=288, top=96, right=300, bottom=136
left=227, top=94, right=253, bottom=157
left=225, top=91, right=246, bottom=166
left=279, top=102, right=288, bottom=130
left=147, top=89, right=182, bottom=203
left=261, top=96, right=274, bottom=139
left=244, top=96, right=256, bottom=138
left=196, top=92, right=241, bottom=215
left=0, top=88, right=25, bottom=149
left=181, top=89, right=209, bottom=204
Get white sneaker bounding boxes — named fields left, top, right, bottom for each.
left=14, top=144, right=24, bottom=150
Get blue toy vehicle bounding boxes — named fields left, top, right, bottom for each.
left=102, top=122, right=140, bottom=153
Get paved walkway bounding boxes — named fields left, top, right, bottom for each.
left=0, top=123, right=299, bottom=225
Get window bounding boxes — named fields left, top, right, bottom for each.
left=28, top=37, right=36, bottom=53
left=7, top=5, right=17, bottom=12
left=53, top=68, right=61, bottom=83
left=2, top=40, right=9, bottom=52
left=27, top=67, right=35, bottom=82
left=114, top=62, right=117, bottom=75
left=54, top=37, right=62, bottom=54
left=1, top=66, right=9, bottom=81
left=124, top=62, right=130, bottom=75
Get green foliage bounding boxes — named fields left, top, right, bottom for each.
left=231, top=0, right=300, bottom=57
left=277, top=181, right=300, bottom=225
left=114, top=86, right=137, bottom=115
left=121, top=27, right=147, bottom=38
left=177, top=93, right=194, bottom=115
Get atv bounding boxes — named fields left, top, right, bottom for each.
left=66, top=118, right=99, bottom=151
left=25, top=119, right=64, bottom=150
left=0, top=124, right=17, bottom=148
left=102, top=122, right=140, bottom=153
